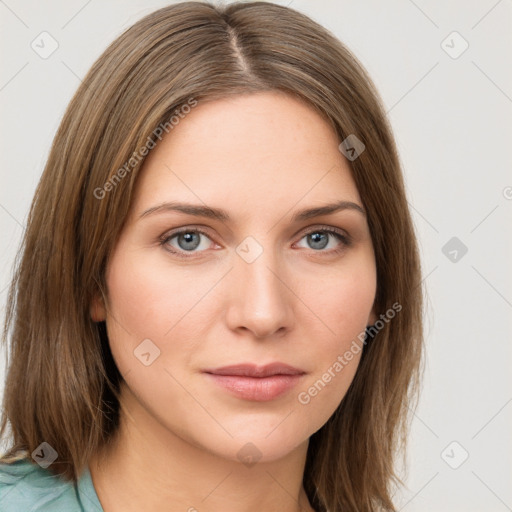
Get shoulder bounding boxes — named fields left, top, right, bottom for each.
left=0, top=458, right=83, bottom=512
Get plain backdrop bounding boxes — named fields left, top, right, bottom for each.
left=1, top=1, right=511, bottom=510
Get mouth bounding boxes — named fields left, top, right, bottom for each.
left=202, top=362, right=306, bottom=401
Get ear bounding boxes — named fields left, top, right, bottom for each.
left=90, top=292, right=107, bottom=322
left=367, top=306, right=378, bottom=326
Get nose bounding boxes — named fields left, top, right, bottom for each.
left=224, top=243, right=295, bottom=339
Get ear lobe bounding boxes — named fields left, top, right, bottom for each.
left=90, top=293, right=106, bottom=322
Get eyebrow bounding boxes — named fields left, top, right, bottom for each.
left=138, top=200, right=366, bottom=222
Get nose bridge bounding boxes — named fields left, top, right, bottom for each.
left=236, top=234, right=285, bottom=303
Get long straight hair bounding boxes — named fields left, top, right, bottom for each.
left=0, top=2, right=423, bottom=510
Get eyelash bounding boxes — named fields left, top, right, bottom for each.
left=159, top=225, right=351, bottom=259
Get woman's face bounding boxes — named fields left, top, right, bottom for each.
left=92, top=91, right=377, bottom=463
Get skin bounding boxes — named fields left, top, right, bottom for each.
left=89, top=90, right=378, bottom=512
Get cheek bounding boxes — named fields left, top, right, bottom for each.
left=102, top=246, right=226, bottom=383
left=291, top=258, right=375, bottom=419
left=101, top=248, right=174, bottom=374
left=101, top=251, right=205, bottom=424
left=104, top=246, right=208, bottom=338
left=300, top=255, right=376, bottom=343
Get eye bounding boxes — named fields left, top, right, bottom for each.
left=159, top=225, right=351, bottom=259
left=160, top=228, right=216, bottom=258
left=294, top=226, right=351, bottom=254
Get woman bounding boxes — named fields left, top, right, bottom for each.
left=0, top=2, right=423, bottom=511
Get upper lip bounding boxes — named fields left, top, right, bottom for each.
left=203, top=362, right=305, bottom=378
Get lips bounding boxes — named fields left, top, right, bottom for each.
left=202, top=362, right=305, bottom=378
left=202, top=363, right=306, bottom=401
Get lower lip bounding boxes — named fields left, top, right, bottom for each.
left=204, top=373, right=304, bottom=401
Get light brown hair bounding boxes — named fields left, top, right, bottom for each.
left=0, top=2, right=423, bottom=510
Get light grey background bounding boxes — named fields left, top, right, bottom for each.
left=1, top=1, right=511, bottom=510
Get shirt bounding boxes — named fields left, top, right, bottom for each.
left=0, top=458, right=104, bottom=511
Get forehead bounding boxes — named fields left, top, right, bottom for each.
left=131, top=91, right=362, bottom=218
